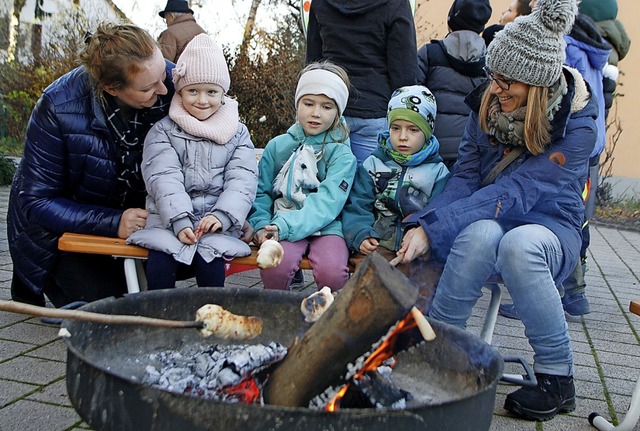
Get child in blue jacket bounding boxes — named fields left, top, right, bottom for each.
left=342, top=85, right=449, bottom=256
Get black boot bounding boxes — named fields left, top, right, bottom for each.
left=504, top=373, right=576, bottom=421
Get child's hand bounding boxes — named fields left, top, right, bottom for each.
left=195, top=215, right=222, bottom=240
left=253, top=225, right=279, bottom=245
left=178, top=227, right=197, bottom=245
left=359, top=237, right=379, bottom=255
left=240, top=221, right=254, bottom=244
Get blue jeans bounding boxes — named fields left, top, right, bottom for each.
left=344, top=116, right=386, bottom=163
left=429, top=220, right=573, bottom=376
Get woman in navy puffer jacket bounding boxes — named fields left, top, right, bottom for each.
left=7, top=23, right=174, bottom=307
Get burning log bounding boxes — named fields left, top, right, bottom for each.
left=263, top=252, right=419, bottom=407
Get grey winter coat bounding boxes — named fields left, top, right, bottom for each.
left=127, top=117, right=258, bottom=264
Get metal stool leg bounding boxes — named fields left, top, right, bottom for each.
left=123, top=258, right=141, bottom=294
left=589, top=376, right=640, bottom=431
left=481, top=282, right=502, bottom=344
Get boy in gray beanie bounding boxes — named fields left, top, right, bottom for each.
left=128, top=34, right=258, bottom=290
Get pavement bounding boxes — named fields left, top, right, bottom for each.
left=0, top=183, right=639, bottom=431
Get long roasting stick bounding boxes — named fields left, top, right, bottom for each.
left=0, top=300, right=204, bottom=329
left=388, top=252, right=436, bottom=341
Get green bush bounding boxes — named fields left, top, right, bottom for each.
left=0, top=154, right=16, bottom=185
left=228, top=17, right=305, bottom=148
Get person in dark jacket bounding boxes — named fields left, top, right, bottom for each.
left=157, top=0, right=206, bottom=63
left=482, top=0, right=531, bottom=46
left=397, top=0, right=596, bottom=421
left=7, top=23, right=174, bottom=307
left=417, top=0, right=492, bottom=167
left=305, top=0, right=418, bottom=163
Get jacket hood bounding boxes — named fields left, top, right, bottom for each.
left=325, top=0, right=390, bottom=15
left=439, top=31, right=487, bottom=76
left=565, top=14, right=611, bottom=71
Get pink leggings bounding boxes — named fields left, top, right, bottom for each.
left=260, top=235, right=350, bottom=291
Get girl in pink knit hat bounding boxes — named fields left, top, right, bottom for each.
left=128, top=34, right=258, bottom=290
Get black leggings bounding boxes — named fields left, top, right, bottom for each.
left=145, top=250, right=225, bottom=290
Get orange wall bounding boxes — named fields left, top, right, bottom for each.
left=415, top=0, right=639, bottom=179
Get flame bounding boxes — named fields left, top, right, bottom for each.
left=325, top=311, right=418, bottom=411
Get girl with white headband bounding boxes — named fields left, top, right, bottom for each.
left=248, top=61, right=357, bottom=292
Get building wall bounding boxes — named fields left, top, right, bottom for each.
left=415, top=0, right=639, bottom=182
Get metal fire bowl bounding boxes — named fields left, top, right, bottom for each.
left=63, top=287, right=503, bottom=431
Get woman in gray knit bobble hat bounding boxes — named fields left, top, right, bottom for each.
left=127, top=34, right=258, bottom=290
left=396, top=0, right=598, bottom=421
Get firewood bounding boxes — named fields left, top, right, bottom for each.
left=263, top=252, right=419, bottom=407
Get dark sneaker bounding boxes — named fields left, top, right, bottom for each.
left=562, top=292, right=591, bottom=316
left=289, top=269, right=306, bottom=291
left=498, top=303, right=521, bottom=320
left=504, top=373, right=576, bottom=421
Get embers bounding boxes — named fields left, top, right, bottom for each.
left=142, top=341, right=286, bottom=403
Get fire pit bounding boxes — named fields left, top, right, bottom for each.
left=63, top=284, right=504, bottom=430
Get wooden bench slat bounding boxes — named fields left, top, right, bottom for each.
left=631, top=300, right=640, bottom=317
left=58, top=233, right=312, bottom=270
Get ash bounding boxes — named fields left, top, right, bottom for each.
left=142, top=341, right=287, bottom=402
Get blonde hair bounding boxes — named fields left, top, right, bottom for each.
left=297, top=61, right=350, bottom=142
left=79, top=23, right=159, bottom=90
left=479, top=85, right=551, bottom=155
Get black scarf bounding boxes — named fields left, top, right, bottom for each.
left=100, top=93, right=169, bottom=208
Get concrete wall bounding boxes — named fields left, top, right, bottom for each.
left=415, top=0, right=639, bottom=192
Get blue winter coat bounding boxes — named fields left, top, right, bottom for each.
left=564, top=13, right=611, bottom=158
left=405, top=67, right=598, bottom=285
left=7, top=63, right=175, bottom=295
left=342, top=135, right=450, bottom=252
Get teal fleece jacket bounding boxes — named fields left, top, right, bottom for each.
left=249, top=122, right=357, bottom=242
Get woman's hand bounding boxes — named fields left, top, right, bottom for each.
left=253, top=225, right=279, bottom=245
left=396, top=227, right=431, bottom=264
left=178, top=227, right=197, bottom=245
left=359, top=237, right=379, bottom=255
left=118, top=208, right=149, bottom=239
left=194, top=215, right=222, bottom=240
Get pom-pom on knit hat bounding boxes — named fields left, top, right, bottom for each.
left=172, top=34, right=230, bottom=93
left=487, top=0, right=578, bottom=87
left=387, top=85, right=438, bottom=140
left=447, top=0, right=492, bottom=34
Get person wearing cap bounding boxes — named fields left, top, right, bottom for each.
left=342, top=85, right=450, bottom=257
left=417, top=0, right=492, bottom=167
left=248, top=61, right=357, bottom=292
left=396, top=0, right=597, bottom=421
left=498, top=4, right=612, bottom=319
left=127, top=34, right=258, bottom=290
left=157, top=0, right=206, bottom=63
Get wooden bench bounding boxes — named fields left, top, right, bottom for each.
left=58, top=232, right=311, bottom=294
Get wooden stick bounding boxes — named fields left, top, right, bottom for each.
left=0, top=300, right=203, bottom=329
left=410, top=306, right=436, bottom=341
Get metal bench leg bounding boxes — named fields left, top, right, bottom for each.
left=123, top=258, right=141, bottom=294
left=590, top=373, right=640, bottom=431
left=481, top=283, right=502, bottom=344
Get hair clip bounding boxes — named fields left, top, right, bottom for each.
left=83, top=31, right=93, bottom=45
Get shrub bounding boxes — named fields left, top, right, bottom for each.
left=0, top=154, right=16, bottom=185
